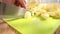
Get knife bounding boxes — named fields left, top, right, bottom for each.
left=0, top=2, right=26, bottom=18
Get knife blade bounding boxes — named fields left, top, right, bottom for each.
left=0, top=2, right=26, bottom=18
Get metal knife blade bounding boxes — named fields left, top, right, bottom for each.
left=0, top=2, right=26, bottom=18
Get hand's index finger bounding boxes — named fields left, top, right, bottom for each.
left=15, top=0, right=27, bottom=8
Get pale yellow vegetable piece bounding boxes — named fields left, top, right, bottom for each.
left=55, top=9, right=60, bottom=17
left=51, top=4, right=58, bottom=10
left=31, top=6, right=47, bottom=16
left=41, top=13, right=49, bottom=19
left=24, top=11, right=32, bottom=18
left=38, top=4, right=50, bottom=11
left=48, top=11, right=56, bottom=17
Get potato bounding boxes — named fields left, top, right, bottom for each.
left=40, top=13, right=49, bottom=19
left=24, top=11, right=32, bottom=18
left=26, top=3, right=60, bottom=19
left=38, top=4, right=50, bottom=11
left=48, top=11, right=56, bottom=17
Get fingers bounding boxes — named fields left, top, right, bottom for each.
left=15, top=0, right=27, bottom=8
left=0, top=0, right=27, bottom=8
left=2, top=0, right=15, bottom=5
left=19, top=0, right=26, bottom=8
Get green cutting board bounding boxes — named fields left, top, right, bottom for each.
left=3, top=17, right=60, bottom=34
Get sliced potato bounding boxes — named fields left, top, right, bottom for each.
left=24, top=11, right=32, bottom=18
left=40, top=13, right=49, bottom=19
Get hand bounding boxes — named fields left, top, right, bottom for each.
left=2, top=0, right=15, bottom=5
left=1, top=0, right=26, bottom=8
left=15, top=0, right=27, bottom=8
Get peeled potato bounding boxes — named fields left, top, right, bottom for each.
left=55, top=10, right=60, bottom=18
left=35, top=9, right=47, bottom=16
left=51, top=4, right=57, bottom=10
left=48, top=11, right=56, bottom=17
left=26, top=3, right=60, bottom=19
left=40, top=13, right=49, bottom=19
left=24, top=11, right=32, bottom=18
left=38, top=4, right=50, bottom=11
left=31, top=6, right=47, bottom=16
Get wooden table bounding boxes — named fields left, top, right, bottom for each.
left=54, top=26, right=60, bottom=34
left=0, top=19, right=21, bottom=34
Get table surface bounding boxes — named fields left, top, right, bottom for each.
left=54, top=26, right=60, bottom=34
left=0, top=19, right=21, bottom=34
